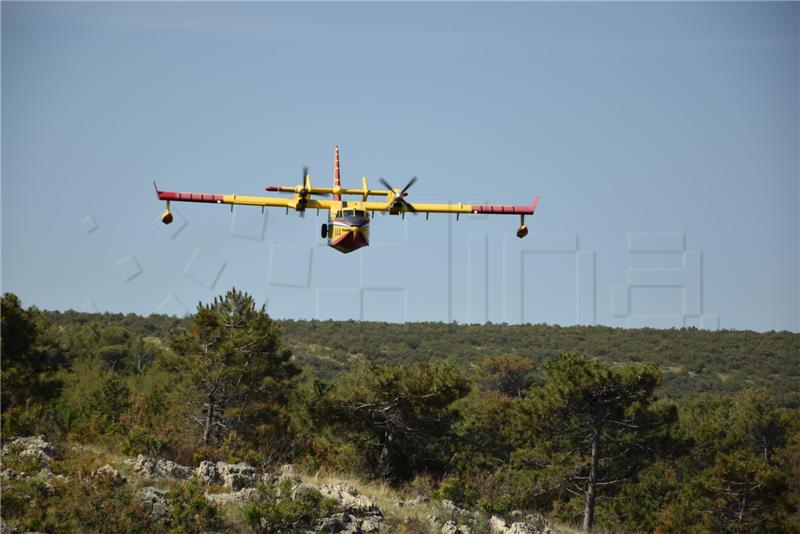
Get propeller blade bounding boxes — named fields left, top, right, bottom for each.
left=300, top=166, right=310, bottom=195
left=400, top=176, right=417, bottom=196
left=379, top=178, right=394, bottom=192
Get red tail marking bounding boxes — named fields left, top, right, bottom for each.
left=333, top=145, right=341, bottom=201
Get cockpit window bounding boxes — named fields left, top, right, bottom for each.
left=338, top=209, right=368, bottom=220
left=339, top=208, right=369, bottom=225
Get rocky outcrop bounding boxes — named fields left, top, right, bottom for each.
left=320, top=482, right=382, bottom=517
left=92, top=464, right=126, bottom=487
left=360, top=516, right=383, bottom=533
left=137, top=486, right=171, bottom=521
left=218, top=462, right=258, bottom=491
left=194, top=461, right=258, bottom=490
left=442, top=520, right=473, bottom=534
left=1, top=468, right=22, bottom=480
left=314, top=513, right=362, bottom=534
left=489, top=515, right=548, bottom=534
left=195, top=460, right=218, bottom=484
left=2, top=436, right=58, bottom=462
left=507, top=523, right=539, bottom=534
left=1, top=464, right=67, bottom=492
left=128, top=454, right=191, bottom=480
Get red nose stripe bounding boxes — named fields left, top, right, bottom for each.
left=157, top=191, right=224, bottom=203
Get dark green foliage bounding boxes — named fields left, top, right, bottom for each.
left=305, top=361, right=470, bottom=480
left=276, top=320, right=800, bottom=406
left=1, top=293, right=63, bottom=432
left=2, top=292, right=799, bottom=533
left=1, top=468, right=151, bottom=533
left=474, top=354, right=536, bottom=397
left=242, top=481, right=336, bottom=533
left=166, top=288, right=300, bottom=450
left=168, top=478, right=223, bottom=533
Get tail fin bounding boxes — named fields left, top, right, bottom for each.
left=333, top=146, right=341, bottom=200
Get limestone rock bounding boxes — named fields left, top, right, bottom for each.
left=129, top=454, right=191, bottom=480
left=195, top=460, right=219, bottom=484
left=442, top=499, right=466, bottom=516
left=522, top=513, right=550, bottom=533
left=2, top=436, right=58, bottom=462
left=314, top=512, right=360, bottom=533
left=279, top=463, right=300, bottom=480
left=320, top=482, right=381, bottom=517
left=442, top=521, right=459, bottom=534
left=216, top=462, right=258, bottom=491
left=1, top=468, right=21, bottom=480
left=93, top=464, right=126, bottom=486
left=441, top=521, right=473, bottom=534
left=489, top=516, right=508, bottom=533
left=507, top=523, right=539, bottom=534
left=360, top=516, right=383, bottom=533
left=137, top=486, right=171, bottom=521
left=204, top=488, right=259, bottom=505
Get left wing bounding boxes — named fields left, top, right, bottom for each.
left=154, top=182, right=335, bottom=211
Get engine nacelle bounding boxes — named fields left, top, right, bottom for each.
left=161, top=210, right=173, bottom=225
left=516, top=225, right=528, bottom=238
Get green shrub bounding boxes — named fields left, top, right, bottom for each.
left=168, top=478, right=223, bottom=533
left=122, top=425, right=166, bottom=457
left=242, top=482, right=336, bottom=533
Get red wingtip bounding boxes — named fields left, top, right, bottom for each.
left=531, top=195, right=540, bottom=213
left=265, top=186, right=279, bottom=191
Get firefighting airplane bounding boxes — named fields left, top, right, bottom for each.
left=155, top=147, right=539, bottom=254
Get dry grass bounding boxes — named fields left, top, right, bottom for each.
left=299, top=469, right=583, bottom=534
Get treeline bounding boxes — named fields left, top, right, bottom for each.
left=2, top=291, right=799, bottom=533
left=39, top=310, right=800, bottom=406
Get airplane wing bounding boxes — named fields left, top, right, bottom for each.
left=154, top=182, right=336, bottom=211
left=362, top=196, right=540, bottom=216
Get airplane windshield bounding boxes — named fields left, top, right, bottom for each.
left=340, top=209, right=369, bottom=225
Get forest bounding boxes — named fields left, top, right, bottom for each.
left=2, top=289, right=799, bottom=533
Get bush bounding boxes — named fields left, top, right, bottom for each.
left=168, top=478, right=223, bottom=533
left=122, top=425, right=165, bottom=457
left=242, top=482, right=336, bottom=533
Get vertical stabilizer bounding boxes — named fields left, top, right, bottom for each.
left=333, top=146, right=341, bottom=200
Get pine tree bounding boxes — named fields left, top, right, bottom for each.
left=526, top=353, right=677, bottom=533
left=167, top=288, right=299, bottom=447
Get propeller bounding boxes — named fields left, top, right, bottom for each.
left=298, top=166, right=310, bottom=217
left=379, top=176, right=417, bottom=211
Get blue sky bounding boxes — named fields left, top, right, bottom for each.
left=2, top=2, right=798, bottom=331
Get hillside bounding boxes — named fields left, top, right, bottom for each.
left=276, top=320, right=800, bottom=405
left=3, top=293, right=796, bottom=533
left=41, top=310, right=800, bottom=405
left=1, top=435, right=575, bottom=534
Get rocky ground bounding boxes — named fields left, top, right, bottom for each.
left=1, top=436, right=572, bottom=534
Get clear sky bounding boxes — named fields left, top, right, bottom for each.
left=2, top=2, right=798, bottom=332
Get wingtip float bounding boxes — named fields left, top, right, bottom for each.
left=154, top=148, right=539, bottom=254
